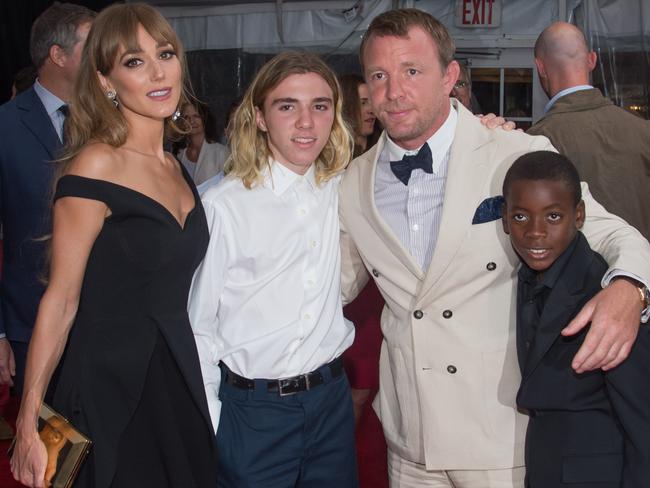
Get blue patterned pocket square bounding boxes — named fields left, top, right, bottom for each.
left=472, top=196, right=505, bottom=224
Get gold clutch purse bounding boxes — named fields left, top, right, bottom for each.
left=8, top=403, right=92, bottom=488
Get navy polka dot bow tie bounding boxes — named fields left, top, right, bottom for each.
left=390, top=142, right=433, bottom=185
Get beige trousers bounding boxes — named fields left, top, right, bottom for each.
left=388, top=449, right=525, bottom=488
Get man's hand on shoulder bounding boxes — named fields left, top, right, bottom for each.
left=0, top=338, right=15, bottom=386
left=477, top=113, right=518, bottom=131
left=562, top=278, right=642, bottom=373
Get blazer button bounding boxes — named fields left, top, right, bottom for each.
left=413, top=310, right=424, bottom=319
left=486, top=262, right=497, bottom=271
left=447, top=365, right=457, bottom=374
left=442, top=310, right=453, bottom=319
left=372, top=268, right=380, bottom=277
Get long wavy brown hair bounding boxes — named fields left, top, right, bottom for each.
left=57, top=3, right=192, bottom=176
left=226, top=51, right=353, bottom=188
left=40, top=3, right=192, bottom=282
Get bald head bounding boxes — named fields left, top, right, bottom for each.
left=535, top=22, right=596, bottom=98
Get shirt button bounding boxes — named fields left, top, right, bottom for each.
left=372, top=269, right=380, bottom=277
left=307, top=279, right=314, bottom=286
left=447, top=365, right=457, bottom=374
left=304, top=313, right=311, bottom=320
left=412, top=224, right=419, bottom=231
left=486, top=262, right=497, bottom=271
left=525, top=341, right=531, bottom=349
left=299, top=208, right=307, bottom=215
left=413, top=310, right=424, bottom=319
left=442, top=310, right=453, bottom=319
left=310, top=240, right=317, bottom=248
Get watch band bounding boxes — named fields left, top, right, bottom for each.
left=639, top=285, right=650, bottom=309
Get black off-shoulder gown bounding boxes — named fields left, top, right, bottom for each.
left=51, top=170, right=217, bottom=488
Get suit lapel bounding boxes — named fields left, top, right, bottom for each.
left=418, top=103, right=494, bottom=302
left=18, top=88, right=62, bottom=160
left=521, top=280, right=581, bottom=381
left=360, top=136, right=424, bottom=280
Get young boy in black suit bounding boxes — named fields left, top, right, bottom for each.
left=501, top=150, right=650, bottom=488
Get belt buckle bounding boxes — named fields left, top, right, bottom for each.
left=278, top=375, right=310, bottom=396
left=278, top=377, right=298, bottom=396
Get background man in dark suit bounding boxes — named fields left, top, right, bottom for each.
left=528, top=22, right=650, bottom=241
left=0, top=2, right=95, bottom=394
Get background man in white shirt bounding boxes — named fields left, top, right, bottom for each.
left=339, top=8, right=650, bottom=488
left=188, top=51, right=358, bottom=488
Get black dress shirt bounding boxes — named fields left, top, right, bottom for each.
left=517, top=235, right=580, bottom=364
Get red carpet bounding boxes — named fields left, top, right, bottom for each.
left=355, top=391, right=389, bottom=488
left=1, top=393, right=388, bottom=488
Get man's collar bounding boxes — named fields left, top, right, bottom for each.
left=384, top=101, right=457, bottom=174
left=544, top=85, right=593, bottom=114
left=33, top=79, right=66, bottom=117
left=263, top=159, right=317, bottom=195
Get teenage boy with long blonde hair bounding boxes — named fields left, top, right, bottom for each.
left=188, top=51, right=358, bottom=488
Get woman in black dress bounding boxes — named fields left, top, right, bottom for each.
left=11, top=4, right=217, bottom=487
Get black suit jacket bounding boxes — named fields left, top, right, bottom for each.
left=516, top=233, right=650, bottom=488
left=0, top=86, right=61, bottom=342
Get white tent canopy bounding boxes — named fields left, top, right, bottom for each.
left=135, top=0, right=565, bottom=53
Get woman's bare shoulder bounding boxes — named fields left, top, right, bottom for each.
left=65, top=142, right=124, bottom=181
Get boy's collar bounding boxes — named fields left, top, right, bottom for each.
left=263, top=159, right=317, bottom=195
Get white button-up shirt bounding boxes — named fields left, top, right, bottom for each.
left=374, top=104, right=458, bottom=270
left=188, top=161, right=354, bottom=431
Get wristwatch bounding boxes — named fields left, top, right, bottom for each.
left=638, top=284, right=650, bottom=309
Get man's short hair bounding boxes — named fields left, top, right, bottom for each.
left=30, top=2, right=96, bottom=69
left=503, top=151, right=582, bottom=206
left=359, top=8, right=455, bottom=71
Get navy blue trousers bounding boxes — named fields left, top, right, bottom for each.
left=216, top=363, right=358, bottom=488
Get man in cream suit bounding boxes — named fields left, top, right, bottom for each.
left=339, top=9, right=650, bottom=487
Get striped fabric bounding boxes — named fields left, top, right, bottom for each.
left=374, top=106, right=457, bottom=271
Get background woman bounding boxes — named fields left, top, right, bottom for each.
left=10, top=4, right=217, bottom=487
left=339, top=73, right=379, bottom=158
left=174, top=100, right=230, bottom=185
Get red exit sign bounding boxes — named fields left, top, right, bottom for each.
left=455, top=0, right=502, bottom=28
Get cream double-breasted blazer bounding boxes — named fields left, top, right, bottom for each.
left=339, top=101, right=650, bottom=470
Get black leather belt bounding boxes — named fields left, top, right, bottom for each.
left=222, top=357, right=344, bottom=396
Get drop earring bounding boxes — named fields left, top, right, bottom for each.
left=171, top=109, right=181, bottom=121
left=106, top=89, right=118, bottom=108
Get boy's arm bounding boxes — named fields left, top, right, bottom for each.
left=339, top=191, right=369, bottom=306
left=567, top=182, right=650, bottom=372
left=188, top=198, right=229, bottom=433
left=604, top=326, right=650, bottom=487
left=340, top=216, right=369, bottom=306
